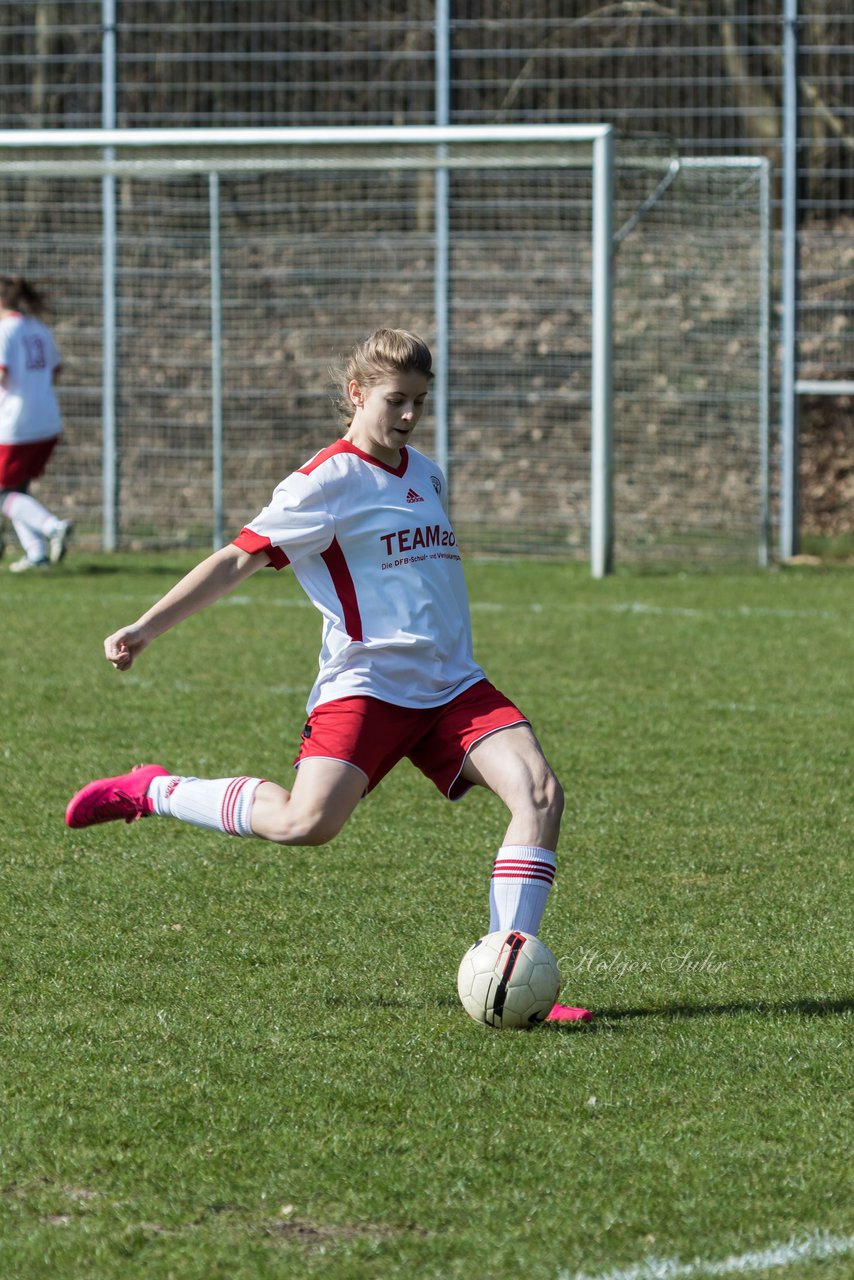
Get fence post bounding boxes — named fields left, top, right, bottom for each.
left=590, top=127, right=615, bottom=578
left=101, top=0, right=117, bottom=550
left=780, top=0, right=800, bottom=560
left=433, top=0, right=451, bottom=483
left=759, top=157, right=772, bottom=567
left=209, top=171, right=224, bottom=549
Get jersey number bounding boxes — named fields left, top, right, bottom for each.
left=24, top=336, right=47, bottom=370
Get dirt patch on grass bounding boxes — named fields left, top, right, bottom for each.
left=262, top=1214, right=428, bottom=1251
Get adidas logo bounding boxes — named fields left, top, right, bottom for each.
left=406, top=488, right=424, bottom=503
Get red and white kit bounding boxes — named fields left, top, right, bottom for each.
left=64, top=432, right=593, bottom=1019
left=0, top=311, right=69, bottom=565
left=0, top=312, right=62, bottom=446
left=234, top=439, right=486, bottom=713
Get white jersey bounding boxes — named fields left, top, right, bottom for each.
left=233, top=439, right=486, bottom=712
left=0, top=312, right=63, bottom=445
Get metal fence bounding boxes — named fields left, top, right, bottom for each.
left=0, top=2, right=850, bottom=553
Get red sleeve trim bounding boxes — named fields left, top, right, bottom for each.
left=233, top=527, right=290, bottom=570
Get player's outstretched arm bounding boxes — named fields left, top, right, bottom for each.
left=104, top=543, right=267, bottom=671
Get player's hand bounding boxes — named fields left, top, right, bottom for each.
left=104, top=624, right=149, bottom=671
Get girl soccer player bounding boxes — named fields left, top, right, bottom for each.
left=0, top=276, right=72, bottom=571
left=66, top=328, right=590, bottom=1024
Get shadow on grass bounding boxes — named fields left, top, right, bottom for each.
left=591, top=995, right=854, bottom=1023
left=58, top=560, right=200, bottom=578
left=322, top=994, right=853, bottom=1031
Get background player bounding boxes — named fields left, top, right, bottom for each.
left=0, top=275, right=72, bottom=571
left=65, top=328, right=590, bottom=1024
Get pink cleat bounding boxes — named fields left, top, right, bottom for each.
left=65, top=764, right=170, bottom=829
left=545, top=1003, right=593, bottom=1024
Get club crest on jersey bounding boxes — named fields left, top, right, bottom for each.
left=406, top=488, right=424, bottom=503
left=430, top=475, right=442, bottom=494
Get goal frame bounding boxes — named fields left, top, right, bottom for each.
left=0, top=124, right=617, bottom=574
left=0, top=127, right=772, bottom=571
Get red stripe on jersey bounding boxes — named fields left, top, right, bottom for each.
left=298, top=438, right=409, bottom=478
left=321, top=537, right=363, bottom=641
left=233, top=526, right=290, bottom=570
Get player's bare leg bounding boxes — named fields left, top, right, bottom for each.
left=462, top=722, right=564, bottom=848
left=461, top=723, right=592, bottom=1024
left=249, top=758, right=368, bottom=845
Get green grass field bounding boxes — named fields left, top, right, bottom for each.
left=2, top=553, right=852, bottom=1280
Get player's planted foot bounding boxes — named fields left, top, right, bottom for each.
left=545, top=1003, right=593, bottom=1023
left=49, top=520, right=73, bottom=564
left=65, top=764, right=170, bottom=828
left=9, top=556, right=49, bottom=573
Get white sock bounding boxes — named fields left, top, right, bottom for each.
left=147, top=774, right=263, bottom=837
left=1, top=490, right=60, bottom=562
left=489, top=845, right=556, bottom=934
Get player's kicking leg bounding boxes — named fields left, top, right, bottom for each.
left=66, top=757, right=366, bottom=845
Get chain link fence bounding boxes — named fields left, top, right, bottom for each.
left=0, top=2, right=850, bottom=548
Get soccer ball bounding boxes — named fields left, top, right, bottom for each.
left=456, top=930, right=560, bottom=1029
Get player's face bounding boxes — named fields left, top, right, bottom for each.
left=346, top=371, right=430, bottom=465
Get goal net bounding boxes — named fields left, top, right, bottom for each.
left=0, top=127, right=769, bottom=568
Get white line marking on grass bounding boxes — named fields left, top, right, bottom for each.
left=41, top=592, right=313, bottom=610
left=44, top=591, right=843, bottom=623
left=559, top=1230, right=854, bottom=1280
left=609, top=602, right=702, bottom=618
left=222, top=595, right=311, bottom=608
left=468, top=600, right=842, bottom=621
left=123, top=674, right=305, bottom=694
left=603, top=602, right=839, bottom=621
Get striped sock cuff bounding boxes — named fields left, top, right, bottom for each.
left=221, top=776, right=264, bottom=837
left=491, top=845, right=556, bottom=887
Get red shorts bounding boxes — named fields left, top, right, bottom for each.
left=295, top=679, right=529, bottom=800
left=0, top=436, right=60, bottom=489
